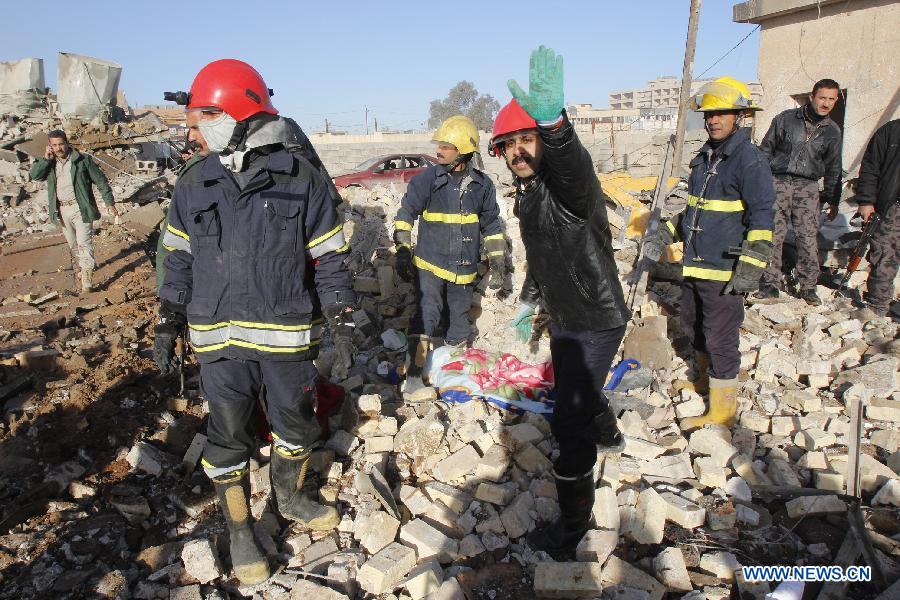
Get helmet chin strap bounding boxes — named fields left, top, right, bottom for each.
left=221, top=119, right=249, bottom=156
left=444, top=152, right=473, bottom=173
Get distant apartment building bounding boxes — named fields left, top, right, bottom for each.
left=136, top=104, right=186, bottom=137
left=609, top=76, right=763, bottom=110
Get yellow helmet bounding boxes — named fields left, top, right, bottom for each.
left=692, top=76, right=761, bottom=112
left=432, top=115, right=479, bottom=154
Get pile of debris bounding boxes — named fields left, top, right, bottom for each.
left=0, top=104, right=897, bottom=598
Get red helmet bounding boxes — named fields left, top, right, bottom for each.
left=490, top=99, right=538, bottom=156
left=187, top=59, right=277, bottom=122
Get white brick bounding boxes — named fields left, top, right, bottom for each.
left=785, top=495, right=848, bottom=518
left=688, top=426, right=738, bottom=465
left=475, top=482, right=516, bottom=506
left=499, top=491, right=534, bottom=538
left=534, top=562, right=603, bottom=599
left=694, top=456, right=728, bottom=488
left=474, top=444, right=509, bottom=481
left=576, top=528, right=618, bottom=563
left=423, top=481, right=472, bottom=514
left=794, top=429, right=837, bottom=451
left=365, top=436, right=394, bottom=454
left=631, top=488, right=667, bottom=544
left=399, top=519, right=458, bottom=563
left=431, top=445, right=480, bottom=482
left=399, top=559, right=443, bottom=600
left=287, top=536, right=338, bottom=574
left=699, top=551, right=741, bottom=582
left=514, top=443, right=552, bottom=474
left=354, top=511, right=400, bottom=554
left=660, top=492, right=706, bottom=529
left=180, top=539, right=222, bottom=584
left=357, top=542, right=416, bottom=596
left=653, top=546, right=692, bottom=592
left=592, top=486, right=620, bottom=531
left=602, top=555, right=666, bottom=600
left=622, top=436, right=666, bottom=460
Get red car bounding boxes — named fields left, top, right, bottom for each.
left=333, top=153, right=438, bottom=189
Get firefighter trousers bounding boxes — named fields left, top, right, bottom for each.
left=865, top=202, right=900, bottom=314
left=680, top=278, right=743, bottom=380
left=549, top=322, right=627, bottom=476
left=409, top=268, right=473, bottom=345
left=199, top=358, right=320, bottom=480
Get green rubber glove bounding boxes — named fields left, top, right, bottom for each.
left=511, top=303, right=536, bottom=343
left=507, top=45, right=564, bottom=122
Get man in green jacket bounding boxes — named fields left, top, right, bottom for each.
left=29, top=130, right=118, bottom=292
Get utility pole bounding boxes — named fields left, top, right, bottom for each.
left=672, top=0, right=702, bottom=178
left=365, top=107, right=369, bottom=135
left=374, top=117, right=378, bottom=133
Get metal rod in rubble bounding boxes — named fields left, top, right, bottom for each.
left=672, top=0, right=702, bottom=175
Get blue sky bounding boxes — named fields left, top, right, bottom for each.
left=4, top=1, right=760, bottom=134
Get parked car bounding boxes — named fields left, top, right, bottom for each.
left=333, top=154, right=438, bottom=189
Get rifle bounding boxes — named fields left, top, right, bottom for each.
left=837, top=213, right=881, bottom=293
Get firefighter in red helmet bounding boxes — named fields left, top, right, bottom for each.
left=155, top=59, right=356, bottom=584
left=493, top=46, right=631, bottom=558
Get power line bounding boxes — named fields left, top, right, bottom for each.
left=696, top=24, right=760, bottom=80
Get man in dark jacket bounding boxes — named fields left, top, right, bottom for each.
left=29, top=130, right=118, bottom=292
left=855, top=118, right=900, bottom=317
left=652, top=77, right=775, bottom=429
left=155, top=59, right=356, bottom=585
left=758, top=78, right=843, bottom=305
left=393, top=115, right=506, bottom=401
left=495, top=46, right=631, bottom=558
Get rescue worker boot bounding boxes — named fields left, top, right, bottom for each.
left=212, top=476, right=270, bottom=585
left=672, top=352, right=710, bottom=395
left=755, top=284, right=779, bottom=300
left=527, top=468, right=595, bottom=559
left=402, top=335, right=434, bottom=402
left=80, top=268, right=93, bottom=293
left=798, top=288, right=821, bottom=307
left=269, top=449, right=339, bottom=530
left=680, top=377, right=739, bottom=430
left=586, top=405, right=626, bottom=453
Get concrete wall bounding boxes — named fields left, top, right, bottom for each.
left=749, top=0, right=900, bottom=176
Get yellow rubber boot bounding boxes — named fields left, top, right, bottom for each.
left=213, top=476, right=270, bottom=585
left=680, top=377, right=738, bottom=430
left=673, top=352, right=710, bottom=395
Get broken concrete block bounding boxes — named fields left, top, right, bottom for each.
left=631, top=487, right=667, bottom=544
left=458, top=534, right=486, bottom=558
left=798, top=451, right=829, bottom=470
left=431, top=444, right=479, bottom=482
left=357, top=542, right=416, bottom=596
left=868, top=399, right=900, bottom=422
left=500, top=423, right=544, bottom=449
left=699, top=551, right=741, bottom=582
left=785, top=495, right=848, bottom=518
left=422, top=481, right=471, bottom=514
left=354, top=510, right=400, bottom=554
left=474, top=444, right=510, bottom=481
left=399, top=518, right=458, bottom=563
left=724, top=477, right=751, bottom=502
left=126, top=442, right=170, bottom=477
left=513, top=443, right=552, bottom=474
left=653, top=546, right=692, bottom=592
left=676, top=396, right=707, bottom=419
left=693, top=456, right=728, bottom=488
left=736, top=504, right=760, bottom=526
left=399, top=559, right=443, bottom=600
left=325, top=429, right=359, bottom=456
left=767, top=459, right=801, bottom=487
left=660, top=492, right=706, bottom=529
left=794, top=428, right=837, bottom=451
left=576, top=528, right=618, bottom=563
left=288, top=579, right=347, bottom=600
left=592, top=486, right=620, bottom=531
left=475, top=482, right=516, bottom=506
left=688, top=426, right=738, bottom=465
left=534, top=562, right=603, bottom=599
left=706, top=502, right=737, bottom=531
left=500, top=491, right=535, bottom=538
left=287, top=536, right=338, bottom=573
left=622, top=436, right=666, bottom=460
left=602, top=555, right=665, bottom=600
left=394, top=416, right=446, bottom=459
left=832, top=357, right=898, bottom=397
left=642, top=453, right=695, bottom=479
left=481, top=531, right=509, bottom=551
left=180, top=538, right=222, bottom=585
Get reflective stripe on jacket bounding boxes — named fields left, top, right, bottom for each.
left=394, top=164, right=502, bottom=284
left=159, top=147, right=353, bottom=363
left=675, top=128, right=776, bottom=281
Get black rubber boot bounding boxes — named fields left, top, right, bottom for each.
left=212, top=476, right=269, bottom=585
left=269, top=449, right=339, bottom=531
left=586, top=406, right=626, bottom=453
left=799, top=288, right=822, bottom=306
left=402, top=335, right=432, bottom=402
left=527, top=469, right=596, bottom=559
left=755, top=284, right=779, bottom=299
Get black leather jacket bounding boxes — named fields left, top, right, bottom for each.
left=516, top=113, right=631, bottom=331
left=856, top=118, right=900, bottom=216
left=760, top=107, right=842, bottom=205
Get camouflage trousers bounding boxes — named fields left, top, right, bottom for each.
left=864, top=201, right=900, bottom=315
left=762, top=176, right=821, bottom=290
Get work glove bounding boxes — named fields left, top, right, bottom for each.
left=724, top=240, right=773, bottom=295
left=507, top=45, right=565, bottom=122
left=641, top=220, right=675, bottom=262
left=153, top=300, right=185, bottom=376
left=487, top=255, right=507, bottom=290
left=395, top=246, right=415, bottom=283
left=324, top=303, right=356, bottom=381
left=511, top=303, right=537, bottom=343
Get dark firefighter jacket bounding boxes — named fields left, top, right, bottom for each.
left=394, top=164, right=502, bottom=284
left=760, top=107, right=843, bottom=205
left=516, top=112, right=631, bottom=331
left=159, top=146, right=353, bottom=363
left=29, top=150, right=115, bottom=225
left=667, top=128, right=776, bottom=282
left=855, top=118, right=900, bottom=216
left=157, top=153, right=209, bottom=293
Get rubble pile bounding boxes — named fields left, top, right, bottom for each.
left=0, top=103, right=897, bottom=598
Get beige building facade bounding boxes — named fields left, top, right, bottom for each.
left=734, top=0, right=900, bottom=176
